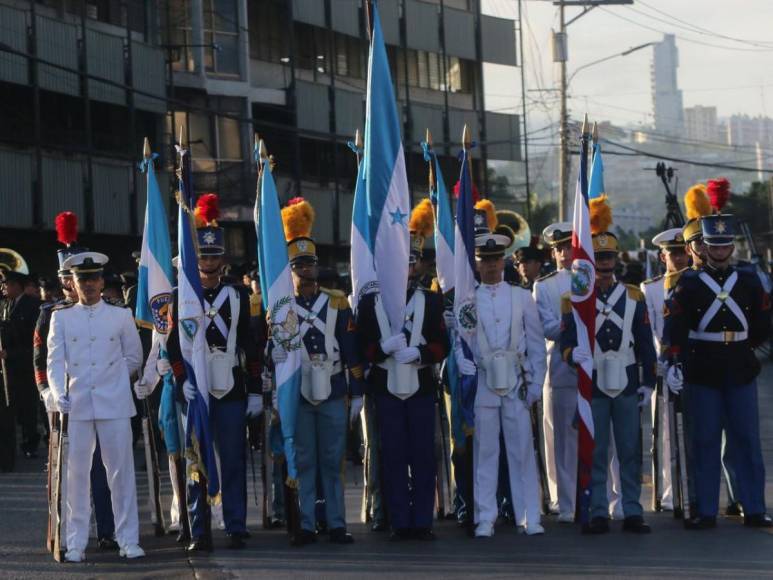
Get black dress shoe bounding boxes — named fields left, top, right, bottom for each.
left=291, top=529, right=317, bottom=547
left=581, top=517, right=610, bottom=535
left=388, top=528, right=412, bottom=542
left=176, top=530, right=191, bottom=544
left=622, top=515, right=651, bottom=534
left=329, top=528, right=355, bottom=544
left=744, top=513, right=773, bottom=528
left=684, top=515, right=717, bottom=530
left=187, top=537, right=213, bottom=552
left=226, top=534, right=246, bottom=549
left=97, top=537, right=119, bottom=551
left=269, top=518, right=285, bottom=529
left=370, top=521, right=388, bottom=532
left=725, top=502, right=744, bottom=517
left=230, top=530, right=251, bottom=539
left=413, top=528, right=436, bottom=541
left=316, top=521, right=329, bottom=535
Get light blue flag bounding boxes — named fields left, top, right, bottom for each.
left=177, top=144, right=219, bottom=500
left=136, top=141, right=173, bottom=334
left=351, top=0, right=409, bottom=331
left=254, top=145, right=303, bottom=482
left=589, top=144, right=605, bottom=200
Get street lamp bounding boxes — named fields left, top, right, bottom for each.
left=567, top=42, right=656, bottom=85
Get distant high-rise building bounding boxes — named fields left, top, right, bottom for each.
left=684, top=105, right=718, bottom=143
left=727, top=114, right=773, bottom=148
left=651, top=34, right=684, bottom=136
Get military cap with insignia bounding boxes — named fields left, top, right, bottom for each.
left=589, top=195, right=619, bottom=256
left=62, top=252, right=109, bottom=279
left=474, top=199, right=513, bottom=258
left=194, top=193, right=225, bottom=256
left=542, top=221, right=573, bottom=246
left=281, top=197, right=317, bottom=265
left=651, top=228, right=685, bottom=251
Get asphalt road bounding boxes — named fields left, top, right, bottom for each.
left=1, top=363, right=772, bottom=579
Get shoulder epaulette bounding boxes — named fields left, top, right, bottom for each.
left=642, top=274, right=663, bottom=285
left=625, top=284, right=644, bottom=301
left=560, top=292, right=572, bottom=315
left=249, top=293, right=262, bottom=317
left=537, top=270, right=559, bottom=283
left=430, top=277, right=441, bottom=294
left=51, top=301, right=75, bottom=312
left=320, top=287, right=349, bottom=310
left=104, top=297, right=129, bottom=308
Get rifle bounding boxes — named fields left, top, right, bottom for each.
left=140, top=392, right=165, bottom=537
left=435, top=378, right=454, bottom=519
left=51, top=398, right=68, bottom=562
left=519, top=365, right=550, bottom=515
left=0, top=316, right=10, bottom=407
left=651, top=376, right=663, bottom=511
left=260, top=370, right=275, bottom=529
left=667, top=365, right=691, bottom=522
left=46, top=413, right=59, bottom=552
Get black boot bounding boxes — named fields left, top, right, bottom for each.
left=684, top=515, right=717, bottom=530
left=581, top=517, right=610, bottom=535
left=744, top=513, right=773, bottom=528
left=291, top=529, right=317, bottom=547
left=622, top=515, right=651, bottom=534
left=329, top=528, right=355, bottom=544
left=187, top=535, right=213, bottom=552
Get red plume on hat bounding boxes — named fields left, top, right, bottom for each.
left=194, top=193, right=220, bottom=227
left=55, top=211, right=78, bottom=246
left=453, top=180, right=480, bottom=203
left=706, top=178, right=730, bottom=213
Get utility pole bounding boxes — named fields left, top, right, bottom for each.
left=518, top=0, right=531, bottom=221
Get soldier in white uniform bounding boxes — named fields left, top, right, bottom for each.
left=640, top=228, right=689, bottom=512
left=458, top=205, right=547, bottom=537
left=46, top=252, right=145, bottom=562
left=533, top=222, right=576, bottom=522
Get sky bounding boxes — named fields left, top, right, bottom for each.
left=482, top=0, right=773, bottom=140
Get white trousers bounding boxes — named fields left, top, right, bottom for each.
left=650, top=388, right=673, bottom=508
left=66, top=418, right=139, bottom=551
left=474, top=399, right=541, bottom=527
left=543, top=386, right=578, bottom=516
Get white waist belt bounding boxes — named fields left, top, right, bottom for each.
left=688, top=330, right=748, bottom=343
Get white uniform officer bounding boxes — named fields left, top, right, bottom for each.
left=47, top=252, right=144, bottom=562
left=458, top=201, right=547, bottom=537
left=533, top=222, right=576, bottom=521
left=640, top=228, right=689, bottom=512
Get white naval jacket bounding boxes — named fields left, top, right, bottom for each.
left=640, top=275, right=665, bottom=351
left=468, top=281, right=547, bottom=408
left=47, top=300, right=143, bottom=421
left=533, top=269, right=576, bottom=389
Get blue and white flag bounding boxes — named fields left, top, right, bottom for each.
left=452, top=142, right=478, bottom=430
left=350, top=0, right=410, bottom=331
left=423, top=144, right=454, bottom=295
left=255, top=144, right=303, bottom=482
left=177, top=143, right=219, bottom=500
left=589, top=143, right=604, bottom=200
left=136, top=141, right=173, bottom=334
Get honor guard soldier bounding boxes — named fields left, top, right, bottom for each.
left=664, top=212, right=773, bottom=529
left=533, top=222, right=577, bottom=522
left=46, top=251, right=145, bottom=562
left=514, top=246, right=543, bottom=291
left=357, top=201, right=449, bottom=542
left=456, top=201, right=547, bottom=537
left=271, top=198, right=365, bottom=546
left=641, top=228, right=689, bottom=512
left=36, top=212, right=117, bottom=551
left=561, top=196, right=656, bottom=535
left=167, top=194, right=263, bottom=551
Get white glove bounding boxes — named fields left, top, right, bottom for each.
left=183, top=380, right=197, bottom=402
left=637, top=386, right=653, bottom=408
left=394, top=346, right=420, bottom=364
left=380, top=333, right=407, bottom=355
left=246, top=394, right=263, bottom=418
left=56, top=395, right=71, bottom=414
left=134, top=380, right=151, bottom=400
left=572, top=346, right=592, bottom=367
left=525, top=386, right=541, bottom=408
left=349, top=396, right=363, bottom=427
left=40, top=388, right=57, bottom=413
left=655, top=359, right=667, bottom=378
left=666, top=364, right=684, bottom=394
left=458, top=358, right=477, bottom=376
left=443, top=310, right=456, bottom=331
left=271, top=346, right=288, bottom=364
left=156, top=357, right=172, bottom=376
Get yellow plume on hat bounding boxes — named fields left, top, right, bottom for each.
left=684, top=183, right=712, bottom=220
left=590, top=194, right=612, bottom=235
left=281, top=197, right=314, bottom=242
left=409, top=198, right=435, bottom=238
left=474, top=199, right=497, bottom=231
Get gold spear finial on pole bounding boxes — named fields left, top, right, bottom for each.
left=462, top=124, right=471, bottom=151
left=355, top=128, right=363, bottom=150
left=178, top=124, right=186, bottom=148
left=143, top=137, right=151, bottom=160
left=581, top=113, right=589, bottom=136
left=426, top=128, right=435, bottom=194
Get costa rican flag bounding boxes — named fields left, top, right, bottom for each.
left=571, top=119, right=596, bottom=524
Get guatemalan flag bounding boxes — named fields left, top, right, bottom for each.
left=255, top=140, right=303, bottom=483
left=452, top=133, right=478, bottom=431
left=176, top=137, right=219, bottom=500
left=350, top=0, right=410, bottom=330
left=136, top=138, right=174, bottom=382
left=570, top=118, right=596, bottom=524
